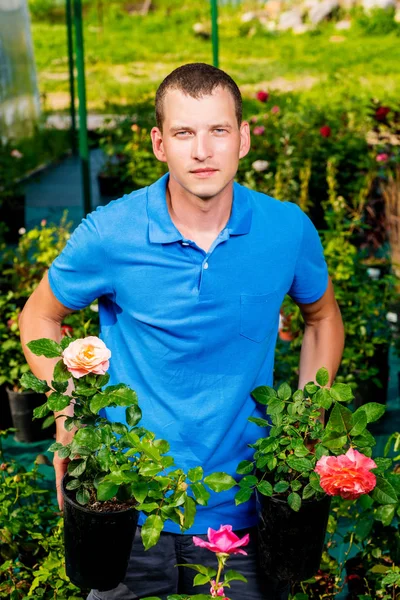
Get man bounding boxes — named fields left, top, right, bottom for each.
left=20, top=63, right=344, bottom=600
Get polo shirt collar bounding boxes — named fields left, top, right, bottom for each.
left=147, top=173, right=252, bottom=244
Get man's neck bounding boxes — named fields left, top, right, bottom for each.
left=166, top=176, right=234, bottom=253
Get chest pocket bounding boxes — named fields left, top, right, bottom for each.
left=240, top=292, right=280, bottom=343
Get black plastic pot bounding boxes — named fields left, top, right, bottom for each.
left=354, top=343, right=389, bottom=408
left=0, top=194, right=25, bottom=245
left=0, top=384, right=13, bottom=431
left=257, top=492, right=331, bottom=582
left=62, top=476, right=139, bottom=591
left=7, top=389, right=53, bottom=443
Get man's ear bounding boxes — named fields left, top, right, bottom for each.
left=239, top=121, right=251, bottom=160
left=151, top=127, right=167, bottom=163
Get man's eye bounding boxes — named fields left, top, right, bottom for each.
left=214, top=129, right=227, bottom=134
left=176, top=131, right=191, bottom=136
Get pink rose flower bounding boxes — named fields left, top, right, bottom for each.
left=256, top=90, right=269, bottom=103
left=376, top=153, right=389, bottom=163
left=62, top=336, right=111, bottom=378
left=320, top=125, right=331, bottom=138
left=11, top=149, right=23, bottom=159
left=250, top=116, right=258, bottom=124
left=41, top=219, right=47, bottom=226
left=253, top=126, right=265, bottom=136
left=271, top=105, right=280, bottom=114
left=193, top=525, right=250, bottom=556
left=315, top=448, right=377, bottom=500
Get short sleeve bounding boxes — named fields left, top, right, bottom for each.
left=48, top=211, right=113, bottom=310
left=288, top=206, right=329, bottom=304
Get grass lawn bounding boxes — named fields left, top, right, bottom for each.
left=31, top=3, right=400, bottom=115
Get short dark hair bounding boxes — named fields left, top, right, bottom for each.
left=155, top=63, right=242, bottom=130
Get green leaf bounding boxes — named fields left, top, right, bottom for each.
left=375, top=504, right=395, bottom=526
left=349, top=410, right=368, bottom=437
left=325, top=402, right=353, bottom=434
left=187, top=467, right=204, bottom=483
left=288, top=492, right=301, bottom=512
left=257, top=481, right=273, bottom=496
left=58, top=446, right=71, bottom=459
left=274, top=481, right=289, bottom=493
left=302, top=484, right=315, bottom=500
left=66, top=479, right=81, bottom=491
left=251, top=385, right=276, bottom=405
left=74, top=427, right=102, bottom=452
left=48, top=442, right=63, bottom=452
left=372, top=457, right=392, bottom=475
left=353, top=430, right=376, bottom=449
left=371, top=476, right=398, bottom=505
left=316, top=368, right=329, bottom=387
left=291, top=480, right=302, bottom=492
left=191, top=483, right=211, bottom=506
left=248, top=417, right=270, bottom=427
left=67, top=459, right=86, bottom=477
left=292, top=390, right=304, bottom=402
left=27, top=339, right=62, bottom=358
left=223, top=569, right=247, bottom=584
left=193, top=573, right=211, bottom=586
left=97, top=480, right=119, bottom=501
left=287, top=457, right=313, bottom=472
left=141, top=514, right=164, bottom=550
left=236, top=460, right=254, bottom=475
left=60, top=336, right=77, bottom=351
left=90, top=393, right=110, bottom=414
left=97, top=373, right=110, bottom=387
left=51, top=379, right=68, bottom=393
left=53, top=359, right=71, bottom=382
left=304, top=382, right=318, bottom=395
left=309, top=472, right=324, bottom=493
left=74, top=382, right=98, bottom=397
left=20, top=372, right=50, bottom=394
left=239, top=475, right=258, bottom=488
left=330, top=383, right=354, bottom=402
left=266, top=398, right=285, bottom=415
left=321, top=432, right=348, bottom=450
left=126, top=405, right=142, bottom=427
left=130, top=482, right=148, bottom=504
left=234, top=487, right=253, bottom=505
left=47, top=392, right=70, bottom=412
left=314, top=388, right=332, bottom=411
left=76, top=488, right=90, bottom=505
left=355, top=403, right=386, bottom=424
left=33, top=403, right=50, bottom=419
left=183, top=496, right=196, bottom=530
left=277, top=382, right=291, bottom=401
left=108, top=386, right=138, bottom=407
left=203, top=472, right=236, bottom=492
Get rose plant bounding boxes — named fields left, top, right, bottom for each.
left=234, top=367, right=398, bottom=511
left=20, top=336, right=236, bottom=550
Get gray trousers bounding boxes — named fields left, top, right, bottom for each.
left=87, top=526, right=289, bottom=600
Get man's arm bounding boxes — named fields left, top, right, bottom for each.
left=296, top=277, right=344, bottom=390
left=19, top=271, right=75, bottom=509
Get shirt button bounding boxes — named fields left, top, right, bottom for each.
left=182, top=242, right=189, bottom=246
left=203, top=262, right=209, bottom=270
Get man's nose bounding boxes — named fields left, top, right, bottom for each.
left=191, top=133, right=213, bottom=161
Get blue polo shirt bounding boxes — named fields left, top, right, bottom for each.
left=48, top=173, right=328, bottom=533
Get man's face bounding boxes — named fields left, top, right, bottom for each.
left=151, top=86, right=250, bottom=201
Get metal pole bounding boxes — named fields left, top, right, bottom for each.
left=66, top=0, right=77, bottom=155
left=73, top=0, right=92, bottom=215
left=210, top=0, right=219, bottom=68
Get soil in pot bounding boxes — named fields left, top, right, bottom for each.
left=7, top=389, right=54, bottom=443
left=62, top=477, right=139, bottom=591
left=257, top=492, right=331, bottom=582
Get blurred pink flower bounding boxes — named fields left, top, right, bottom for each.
left=11, top=149, right=23, bottom=159
left=271, top=105, right=280, bottom=114
left=376, top=153, right=389, bottom=163
left=315, top=448, right=377, bottom=500
left=193, top=525, right=250, bottom=556
left=250, top=116, right=258, bottom=124
left=256, top=90, right=269, bottom=103
left=375, top=106, right=390, bottom=121
left=253, top=126, right=265, bottom=136
left=41, top=219, right=47, bottom=226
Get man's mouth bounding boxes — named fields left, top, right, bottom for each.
left=190, top=168, right=218, bottom=175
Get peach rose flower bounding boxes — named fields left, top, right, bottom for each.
left=315, top=448, right=377, bottom=500
left=62, top=336, right=111, bottom=379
